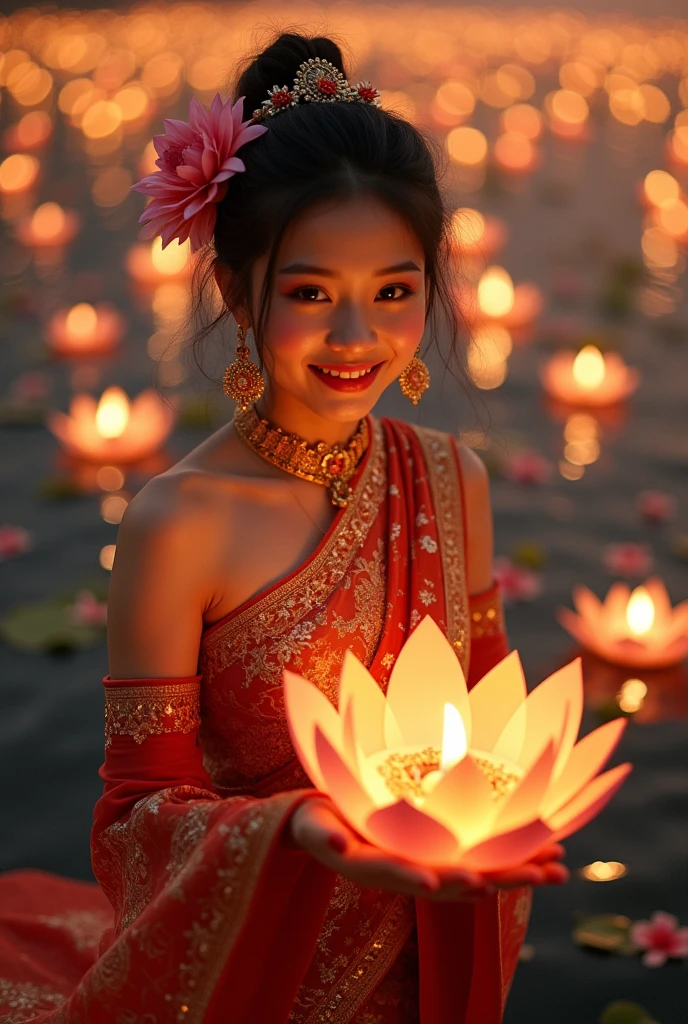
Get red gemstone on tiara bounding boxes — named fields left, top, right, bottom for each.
left=357, top=86, right=378, bottom=102
left=317, top=77, right=339, bottom=96
left=271, top=89, right=293, bottom=108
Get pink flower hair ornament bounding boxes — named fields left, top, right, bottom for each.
left=130, top=93, right=267, bottom=253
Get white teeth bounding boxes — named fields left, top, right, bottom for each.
left=315, top=365, right=376, bottom=378
left=340, top=371, right=351, bottom=379
left=330, top=369, right=340, bottom=377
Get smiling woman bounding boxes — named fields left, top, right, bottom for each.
left=0, top=29, right=568, bottom=1024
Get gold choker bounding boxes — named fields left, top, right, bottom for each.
left=233, top=405, right=369, bottom=508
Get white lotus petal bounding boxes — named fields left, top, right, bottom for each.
left=468, top=650, right=527, bottom=751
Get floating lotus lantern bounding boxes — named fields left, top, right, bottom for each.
left=46, top=302, right=125, bottom=356
left=284, top=616, right=631, bottom=870
left=558, top=578, right=688, bottom=670
left=540, top=344, right=640, bottom=407
left=47, top=385, right=176, bottom=463
left=460, top=266, right=543, bottom=332
left=14, top=201, right=80, bottom=248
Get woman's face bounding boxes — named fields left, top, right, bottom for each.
left=243, top=194, right=427, bottom=439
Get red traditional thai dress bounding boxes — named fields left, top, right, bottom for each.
left=0, top=416, right=531, bottom=1024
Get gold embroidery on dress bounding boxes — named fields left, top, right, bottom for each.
left=411, top=426, right=469, bottom=673
left=0, top=977, right=66, bottom=1023
left=36, top=909, right=112, bottom=952
left=104, top=681, right=201, bottom=748
left=470, top=588, right=506, bottom=638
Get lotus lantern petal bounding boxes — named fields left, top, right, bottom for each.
left=283, top=616, right=632, bottom=869
left=557, top=577, right=688, bottom=669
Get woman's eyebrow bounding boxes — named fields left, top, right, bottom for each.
left=278, top=260, right=422, bottom=276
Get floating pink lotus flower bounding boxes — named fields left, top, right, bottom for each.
left=503, top=449, right=554, bottom=485
left=603, top=543, right=654, bottom=578
left=493, top=556, right=543, bottom=603
left=47, top=385, right=176, bottom=463
left=283, top=616, right=631, bottom=870
left=0, top=525, right=34, bottom=561
left=636, top=490, right=677, bottom=525
left=69, top=589, right=108, bottom=626
left=630, top=911, right=688, bottom=967
left=539, top=345, right=640, bottom=407
left=130, top=93, right=267, bottom=252
left=557, top=577, right=688, bottom=669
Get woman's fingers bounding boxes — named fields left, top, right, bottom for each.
left=529, top=843, right=566, bottom=865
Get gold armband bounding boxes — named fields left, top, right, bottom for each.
left=104, top=681, right=201, bottom=748
left=469, top=585, right=505, bottom=639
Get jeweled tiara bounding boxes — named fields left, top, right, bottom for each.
left=251, top=57, right=381, bottom=120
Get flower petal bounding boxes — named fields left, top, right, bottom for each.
left=338, top=650, right=387, bottom=757
left=422, top=752, right=497, bottom=847
left=386, top=615, right=470, bottom=749
left=314, top=725, right=376, bottom=836
left=460, top=818, right=552, bottom=872
left=366, top=798, right=460, bottom=865
left=541, top=717, right=628, bottom=819
left=468, top=649, right=526, bottom=751
left=549, top=762, right=632, bottom=841
left=283, top=669, right=342, bottom=792
left=572, top=584, right=603, bottom=622
left=492, top=740, right=557, bottom=834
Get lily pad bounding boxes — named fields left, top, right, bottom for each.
left=0, top=585, right=108, bottom=654
left=599, top=1000, right=660, bottom=1024
left=572, top=913, right=638, bottom=955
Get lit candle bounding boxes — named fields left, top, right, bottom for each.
left=14, top=201, right=80, bottom=248
left=125, top=236, right=192, bottom=289
left=557, top=577, right=688, bottom=669
left=284, top=616, right=631, bottom=869
left=540, top=344, right=640, bottom=407
left=492, top=132, right=541, bottom=175
left=47, top=385, right=176, bottom=463
left=46, top=302, right=125, bottom=356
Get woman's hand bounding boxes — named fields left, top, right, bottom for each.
left=289, top=795, right=569, bottom=902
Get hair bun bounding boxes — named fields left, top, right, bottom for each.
left=234, top=33, right=346, bottom=118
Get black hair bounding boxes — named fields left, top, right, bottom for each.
left=180, top=30, right=472, bottom=403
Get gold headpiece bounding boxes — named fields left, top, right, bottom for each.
left=252, top=57, right=381, bottom=121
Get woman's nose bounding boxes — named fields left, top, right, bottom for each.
left=326, top=303, right=377, bottom=352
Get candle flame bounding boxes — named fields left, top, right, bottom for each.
left=441, top=702, right=467, bottom=772
left=66, top=302, right=98, bottom=339
left=95, top=386, right=130, bottom=438
left=626, top=587, right=655, bottom=635
left=477, top=266, right=515, bottom=317
left=572, top=344, right=605, bottom=389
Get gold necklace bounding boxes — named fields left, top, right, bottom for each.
left=233, top=404, right=369, bottom=508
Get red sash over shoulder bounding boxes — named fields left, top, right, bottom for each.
left=0, top=417, right=530, bottom=1023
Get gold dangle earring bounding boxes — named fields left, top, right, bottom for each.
left=222, top=324, right=265, bottom=410
left=398, top=347, right=430, bottom=405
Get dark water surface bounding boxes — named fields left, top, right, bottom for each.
left=1, top=21, right=688, bottom=1024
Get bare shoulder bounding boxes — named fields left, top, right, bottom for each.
left=454, top=442, right=494, bottom=595
left=107, top=469, right=223, bottom=679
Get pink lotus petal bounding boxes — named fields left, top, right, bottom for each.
left=366, top=798, right=460, bottom=865
left=571, top=584, right=603, bottom=622
left=461, top=818, right=553, bottom=872
left=541, top=717, right=628, bottom=819
left=422, top=752, right=496, bottom=847
left=549, top=762, right=632, bottom=841
left=468, top=649, right=527, bottom=751
left=630, top=921, right=655, bottom=946
left=493, top=740, right=557, bottom=834
left=642, top=949, right=668, bottom=967
left=314, top=725, right=375, bottom=836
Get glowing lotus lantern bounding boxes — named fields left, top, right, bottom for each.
left=540, top=345, right=640, bottom=407
left=47, top=385, right=176, bottom=463
left=46, top=302, right=125, bottom=356
left=558, top=578, right=688, bottom=670
left=461, top=266, right=543, bottom=332
left=283, top=616, right=631, bottom=869
left=14, top=202, right=80, bottom=248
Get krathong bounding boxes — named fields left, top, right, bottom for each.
left=283, top=616, right=631, bottom=869
left=539, top=344, right=640, bottom=407
left=47, top=385, right=176, bottom=463
left=558, top=578, right=688, bottom=669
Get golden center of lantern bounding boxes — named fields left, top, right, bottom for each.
left=376, top=746, right=521, bottom=802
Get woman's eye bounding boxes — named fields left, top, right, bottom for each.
left=291, top=286, right=328, bottom=302
left=377, top=284, right=411, bottom=301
